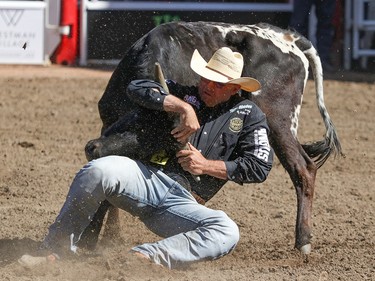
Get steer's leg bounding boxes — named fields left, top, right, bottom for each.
left=269, top=130, right=317, bottom=255
left=101, top=206, right=123, bottom=245
left=250, top=57, right=315, bottom=255
left=79, top=201, right=123, bottom=249
left=79, top=200, right=111, bottom=250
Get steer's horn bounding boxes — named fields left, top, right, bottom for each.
left=154, top=62, right=201, bottom=183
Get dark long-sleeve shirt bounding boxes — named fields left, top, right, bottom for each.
left=126, top=79, right=274, bottom=201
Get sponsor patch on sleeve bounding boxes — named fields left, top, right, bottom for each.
left=150, top=150, right=169, bottom=165
left=254, top=128, right=271, bottom=162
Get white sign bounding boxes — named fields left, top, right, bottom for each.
left=0, top=3, right=45, bottom=64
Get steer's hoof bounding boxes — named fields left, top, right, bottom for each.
left=300, top=243, right=311, bottom=255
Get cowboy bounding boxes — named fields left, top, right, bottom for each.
left=19, top=47, right=274, bottom=269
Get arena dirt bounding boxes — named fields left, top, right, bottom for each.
left=0, top=65, right=374, bottom=281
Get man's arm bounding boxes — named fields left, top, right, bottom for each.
left=225, top=125, right=274, bottom=184
left=126, top=80, right=200, bottom=143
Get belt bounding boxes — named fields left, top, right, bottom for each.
left=190, top=190, right=206, bottom=205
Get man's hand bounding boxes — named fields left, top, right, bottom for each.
left=163, top=94, right=200, bottom=144
left=177, top=143, right=229, bottom=180
left=171, top=106, right=200, bottom=143
left=176, top=143, right=207, bottom=175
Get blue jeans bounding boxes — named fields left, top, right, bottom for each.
left=42, top=156, right=239, bottom=269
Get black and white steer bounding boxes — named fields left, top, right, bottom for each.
left=84, top=21, right=342, bottom=257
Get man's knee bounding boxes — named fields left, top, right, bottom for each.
left=73, top=157, right=123, bottom=195
left=215, top=210, right=240, bottom=250
left=82, top=156, right=139, bottom=197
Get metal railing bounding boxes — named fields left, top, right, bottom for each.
left=344, top=0, right=375, bottom=69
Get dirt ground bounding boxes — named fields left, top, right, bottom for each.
left=0, top=64, right=374, bottom=281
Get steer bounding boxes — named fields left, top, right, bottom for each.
left=84, top=21, right=342, bottom=256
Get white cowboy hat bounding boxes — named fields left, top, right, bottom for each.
left=190, top=47, right=261, bottom=92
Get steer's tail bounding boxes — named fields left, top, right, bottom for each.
left=296, top=38, right=343, bottom=168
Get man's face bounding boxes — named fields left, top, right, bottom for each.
left=198, top=77, right=241, bottom=107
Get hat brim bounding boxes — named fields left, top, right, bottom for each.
left=190, top=49, right=261, bottom=92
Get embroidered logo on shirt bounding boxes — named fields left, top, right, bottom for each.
left=229, top=117, right=243, bottom=133
left=230, top=104, right=252, bottom=115
left=184, top=95, right=201, bottom=109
